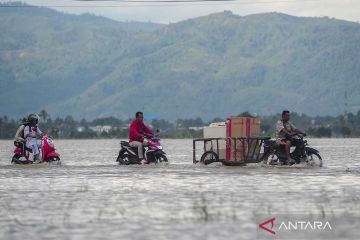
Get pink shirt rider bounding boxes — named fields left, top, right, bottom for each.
left=129, top=119, right=152, bottom=142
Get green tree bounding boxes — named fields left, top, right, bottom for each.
left=38, top=109, right=51, bottom=122
left=341, top=126, right=351, bottom=137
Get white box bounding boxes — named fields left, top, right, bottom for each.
left=203, top=123, right=226, bottom=138
left=203, top=123, right=226, bottom=159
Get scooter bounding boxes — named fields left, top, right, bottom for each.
left=116, top=132, right=167, bottom=165
left=262, top=134, right=322, bottom=167
left=12, top=134, right=61, bottom=164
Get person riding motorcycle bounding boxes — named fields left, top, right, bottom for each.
left=13, top=118, right=29, bottom=156
left=14, top=118, right=28, bottom=143
left=129, top=111, right=154, bottom=164
left=24, top=114, right=44, bottom=162
left=275, top=110, right=306, bottom=165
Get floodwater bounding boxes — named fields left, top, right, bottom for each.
left=0, top=139, right=359, bottom=240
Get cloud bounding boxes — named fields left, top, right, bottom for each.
left=2, top=0, right=360, bottom=23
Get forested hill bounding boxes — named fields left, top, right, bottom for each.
left=1, top=3, right=359, bottom=120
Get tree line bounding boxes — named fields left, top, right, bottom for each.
left=1, top=110, right=360, bottom=139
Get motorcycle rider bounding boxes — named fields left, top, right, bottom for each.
left=24, top=114, right=43, bottom=162
left=275, top=110, right=306, bottom=164
left=14, top=118, right=29, bottom=156
left=129, top=112, right=154, bottom=164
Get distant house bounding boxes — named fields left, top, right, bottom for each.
left=77, top=126, right=85, bottom=132
left=189, top=126, right=204, bottom=131
left=89, top=125, right=112, bottom=133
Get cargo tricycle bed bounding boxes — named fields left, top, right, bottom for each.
left=193, top=137, right=270, bottom=166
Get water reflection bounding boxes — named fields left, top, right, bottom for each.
left=0, top=139, right=359, bottom=239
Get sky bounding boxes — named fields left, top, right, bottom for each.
left=1, top=0, right=360, bottom=24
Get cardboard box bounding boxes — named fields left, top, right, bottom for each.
left=226, top=117, right=261, bottom=161
left=226, top=117, right=260, bottom=138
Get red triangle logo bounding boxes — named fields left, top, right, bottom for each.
left=259, top=217, right=276, bottom=235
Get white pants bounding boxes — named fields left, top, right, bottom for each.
left=26, top=138, right=42, bottom=156
left=129, top=140, right=149, bottom=159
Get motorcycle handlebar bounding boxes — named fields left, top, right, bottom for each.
left=143, top=132, right=160, bottom=138
left=292, top=133, right=307, bottom=139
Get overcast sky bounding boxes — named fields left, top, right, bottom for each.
left=2, top=0, right=360, bottom=23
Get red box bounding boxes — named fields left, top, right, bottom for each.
left=226, top=117, right=260, bottom=161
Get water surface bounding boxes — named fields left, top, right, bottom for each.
left=0, top=139, right=359, bottom=239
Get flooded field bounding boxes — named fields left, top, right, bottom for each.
left=0, top=139, right=359, bottom=239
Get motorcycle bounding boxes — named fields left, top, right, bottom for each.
left=116, top=132, right=167, bottom=165
left=12, top=134, right=61, bottom=164
left=262, top=134, right=322, bottom=167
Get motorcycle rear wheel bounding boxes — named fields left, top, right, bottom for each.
left=11, top=155, right=32, bottom=164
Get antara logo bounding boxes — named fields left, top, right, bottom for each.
left=259, top=217, right=276, bottom=235
left=259, top=217, right=333, bottom=235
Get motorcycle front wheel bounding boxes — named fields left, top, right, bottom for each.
left=119, top=154, right=132, bottom=165
left=306, top=152, right=322, bottom=167
left=45, top=156, right=60, bottom=162
left=154, top=153, right=168, bottom=163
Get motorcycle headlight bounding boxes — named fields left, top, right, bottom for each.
left=157, top=146, right=163, bottom=150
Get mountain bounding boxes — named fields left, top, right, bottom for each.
left=1, top=4, right=359, bottom=120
